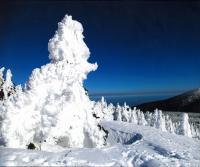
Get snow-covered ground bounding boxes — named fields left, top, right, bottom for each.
left=1, top=121, right=200, bottom=166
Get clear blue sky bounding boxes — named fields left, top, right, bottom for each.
left=0, top=0, right=200, bottom=95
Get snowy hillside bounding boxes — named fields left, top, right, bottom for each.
left=0, top=15, right=200, bottom=166
left=0, top=121, right=200, bottom=166
left=137, top=88, right=200, bottom=113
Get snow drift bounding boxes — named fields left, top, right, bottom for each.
left=0, top=15, right=105, bottom=149
left=1, top=121, right=200, bottom=166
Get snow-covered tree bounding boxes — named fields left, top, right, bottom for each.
left=115, top=104, right=122, bottom=121
left=92, top=97, right=115, bottom=121
left=153, top=109, right=166, bottom=131
left=0, top=15, right=106, bottom=149
left=93, top=99, right=105, bottom=120
left=174, top=122, right=181, bottom=134
left=137, top=109, right=147, bottom=126
left=0, top=68, right=4, bottom=86
left=0, top=68, right=15, bottom=100
left=178, top=113, right=192, bottom=137
left=190, top=123, right=199, bottom=139
left=129, top=107, right=137, bottom=124
left=105, top=103, right=114, bottom=121
left=121, top=103, right=129, bottom=122
left=0, top=68, right=4, bottom=100
left=145, top=111, right=153, bottom=126
left=92, top=96, right=114, bottom=120
left=3, top=69, right=14, bottom=99
left=165, top=115, right=175, bottom=134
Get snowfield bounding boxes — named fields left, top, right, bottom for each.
left=0, top=15, right=200, bottom=166
left=1, top=121, right=200, bottom=166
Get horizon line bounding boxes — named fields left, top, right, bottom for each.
left=89, top=88, right=197, bottom=97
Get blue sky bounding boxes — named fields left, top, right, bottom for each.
left=0, top=0, right=200, bottom=95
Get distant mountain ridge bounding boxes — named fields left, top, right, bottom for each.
left=136, top=88, right=200, bottom=113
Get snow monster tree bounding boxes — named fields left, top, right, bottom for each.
left=0, top=68, right=15, bottom=100
left=0, top=15, right=105, bottom=149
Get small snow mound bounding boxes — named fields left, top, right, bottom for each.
left=104, top=126, right=143, bottom=145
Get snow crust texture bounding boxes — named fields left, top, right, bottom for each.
left=0, top=15, right=104, bottom=149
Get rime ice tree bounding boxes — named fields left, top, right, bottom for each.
left=93, top=97, right=109, bottom=120
left=179, top=113, right=192, bottom=137
left=0, top=68, right=4, bottom=86
left=0, top=68, right=14, bottom=100
left=153, top=109, right=166, bottom=131
left=105, top=103, right=115, bottom=121
left=145, top=111, right=153, bottom=126
left=165, top=115, right=175, bottom=134
left=129, top=107, right=137, bottom=124
left=121, top=103, right=129, bottom=122
left=137, top=109, right=147, bottom=126
left=0, top=68, right=4, bottom=100
left=1, top=15, right=105, bottom=149
left=115, top=104, right=122, bottom=121
left=3, top=69, right=14, bottom=99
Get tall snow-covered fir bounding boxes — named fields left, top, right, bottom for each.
left=0, top=68, right=14, bottom=100
left=0, top=15, right=105, bottom=149
left=179, top=113, right=192, bottom=137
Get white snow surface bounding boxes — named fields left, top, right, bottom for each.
left=0, top=121, right=199, bottom=166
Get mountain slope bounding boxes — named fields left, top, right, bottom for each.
left=1, top=121, right=200, bottom=166
left=136, top=88, right=200, bottom=113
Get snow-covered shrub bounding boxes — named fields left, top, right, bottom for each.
left=0, top=15, right=106, bottom=149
